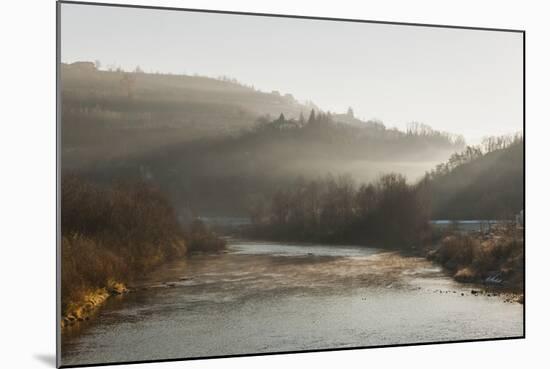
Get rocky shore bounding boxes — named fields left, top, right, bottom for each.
left=426, top=286, right=524, bottom=304
left=61, top=281, right=129, bottom=329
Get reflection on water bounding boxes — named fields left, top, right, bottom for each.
left=61, top=239, right=523, bottom=366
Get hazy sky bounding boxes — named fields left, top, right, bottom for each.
left=61, top=3, right=523, bottom=144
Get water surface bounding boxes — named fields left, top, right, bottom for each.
left=61, top=239, right=523, bottom=366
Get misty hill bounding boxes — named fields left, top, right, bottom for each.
left=62, top=62, right=471, bottom=216
left=82, top=112, right=465, bottom=216
left=61, top=62, right=319, bottom=168
left=61, top=62, right=464, bottom=172
left=428, top=137, right=523, bottom=220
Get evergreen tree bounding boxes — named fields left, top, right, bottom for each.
left=307, top=109, right=316, bottom=125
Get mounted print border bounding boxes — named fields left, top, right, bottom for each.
left=56, top=1, right=525, bottom=367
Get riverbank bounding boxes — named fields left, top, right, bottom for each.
left=60, top=175, right=227, bottom=329
left=61, top=281, right=129, bottom=329
left=426, top=224, right=524, bottom=301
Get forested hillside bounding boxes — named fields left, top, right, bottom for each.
left=428, top=135, right=523, bottom=220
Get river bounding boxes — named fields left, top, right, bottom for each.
left=61, top=239, right=523, bottom=366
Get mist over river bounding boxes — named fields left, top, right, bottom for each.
left=61, top=239, right=523, bottom=366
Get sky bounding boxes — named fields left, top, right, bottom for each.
left=61, top=3, right=523, bottom=144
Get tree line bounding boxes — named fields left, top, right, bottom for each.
left=246, top=173, right=432, bottom=248
left=253, top=110, right=466, bottom=150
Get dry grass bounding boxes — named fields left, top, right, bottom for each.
left=61, top=175, right=187, bottom=314
left=429, top=225, right=524, bottom=288
left=437, top=235, right=479, bottom=270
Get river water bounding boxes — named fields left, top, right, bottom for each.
left=61, top=239, right=523, bottom=366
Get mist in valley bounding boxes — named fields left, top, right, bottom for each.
left=61, top=62, right=474, bottom=218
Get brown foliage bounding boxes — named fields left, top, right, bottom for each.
left=437, top=235, right=479, bottom=270
left=432, top=227, right=524, bottom=287
left=61, top=175, right=186, bottom=313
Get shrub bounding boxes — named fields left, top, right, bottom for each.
left=472, top=237, right=523, bottom=278
left=437, top=235, right=478, bottom=270
left=433, top=227, right=523, bottom=287
left=186, top=219, right=226, bottom=253
left=61, top=174, right=186, bottom=313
